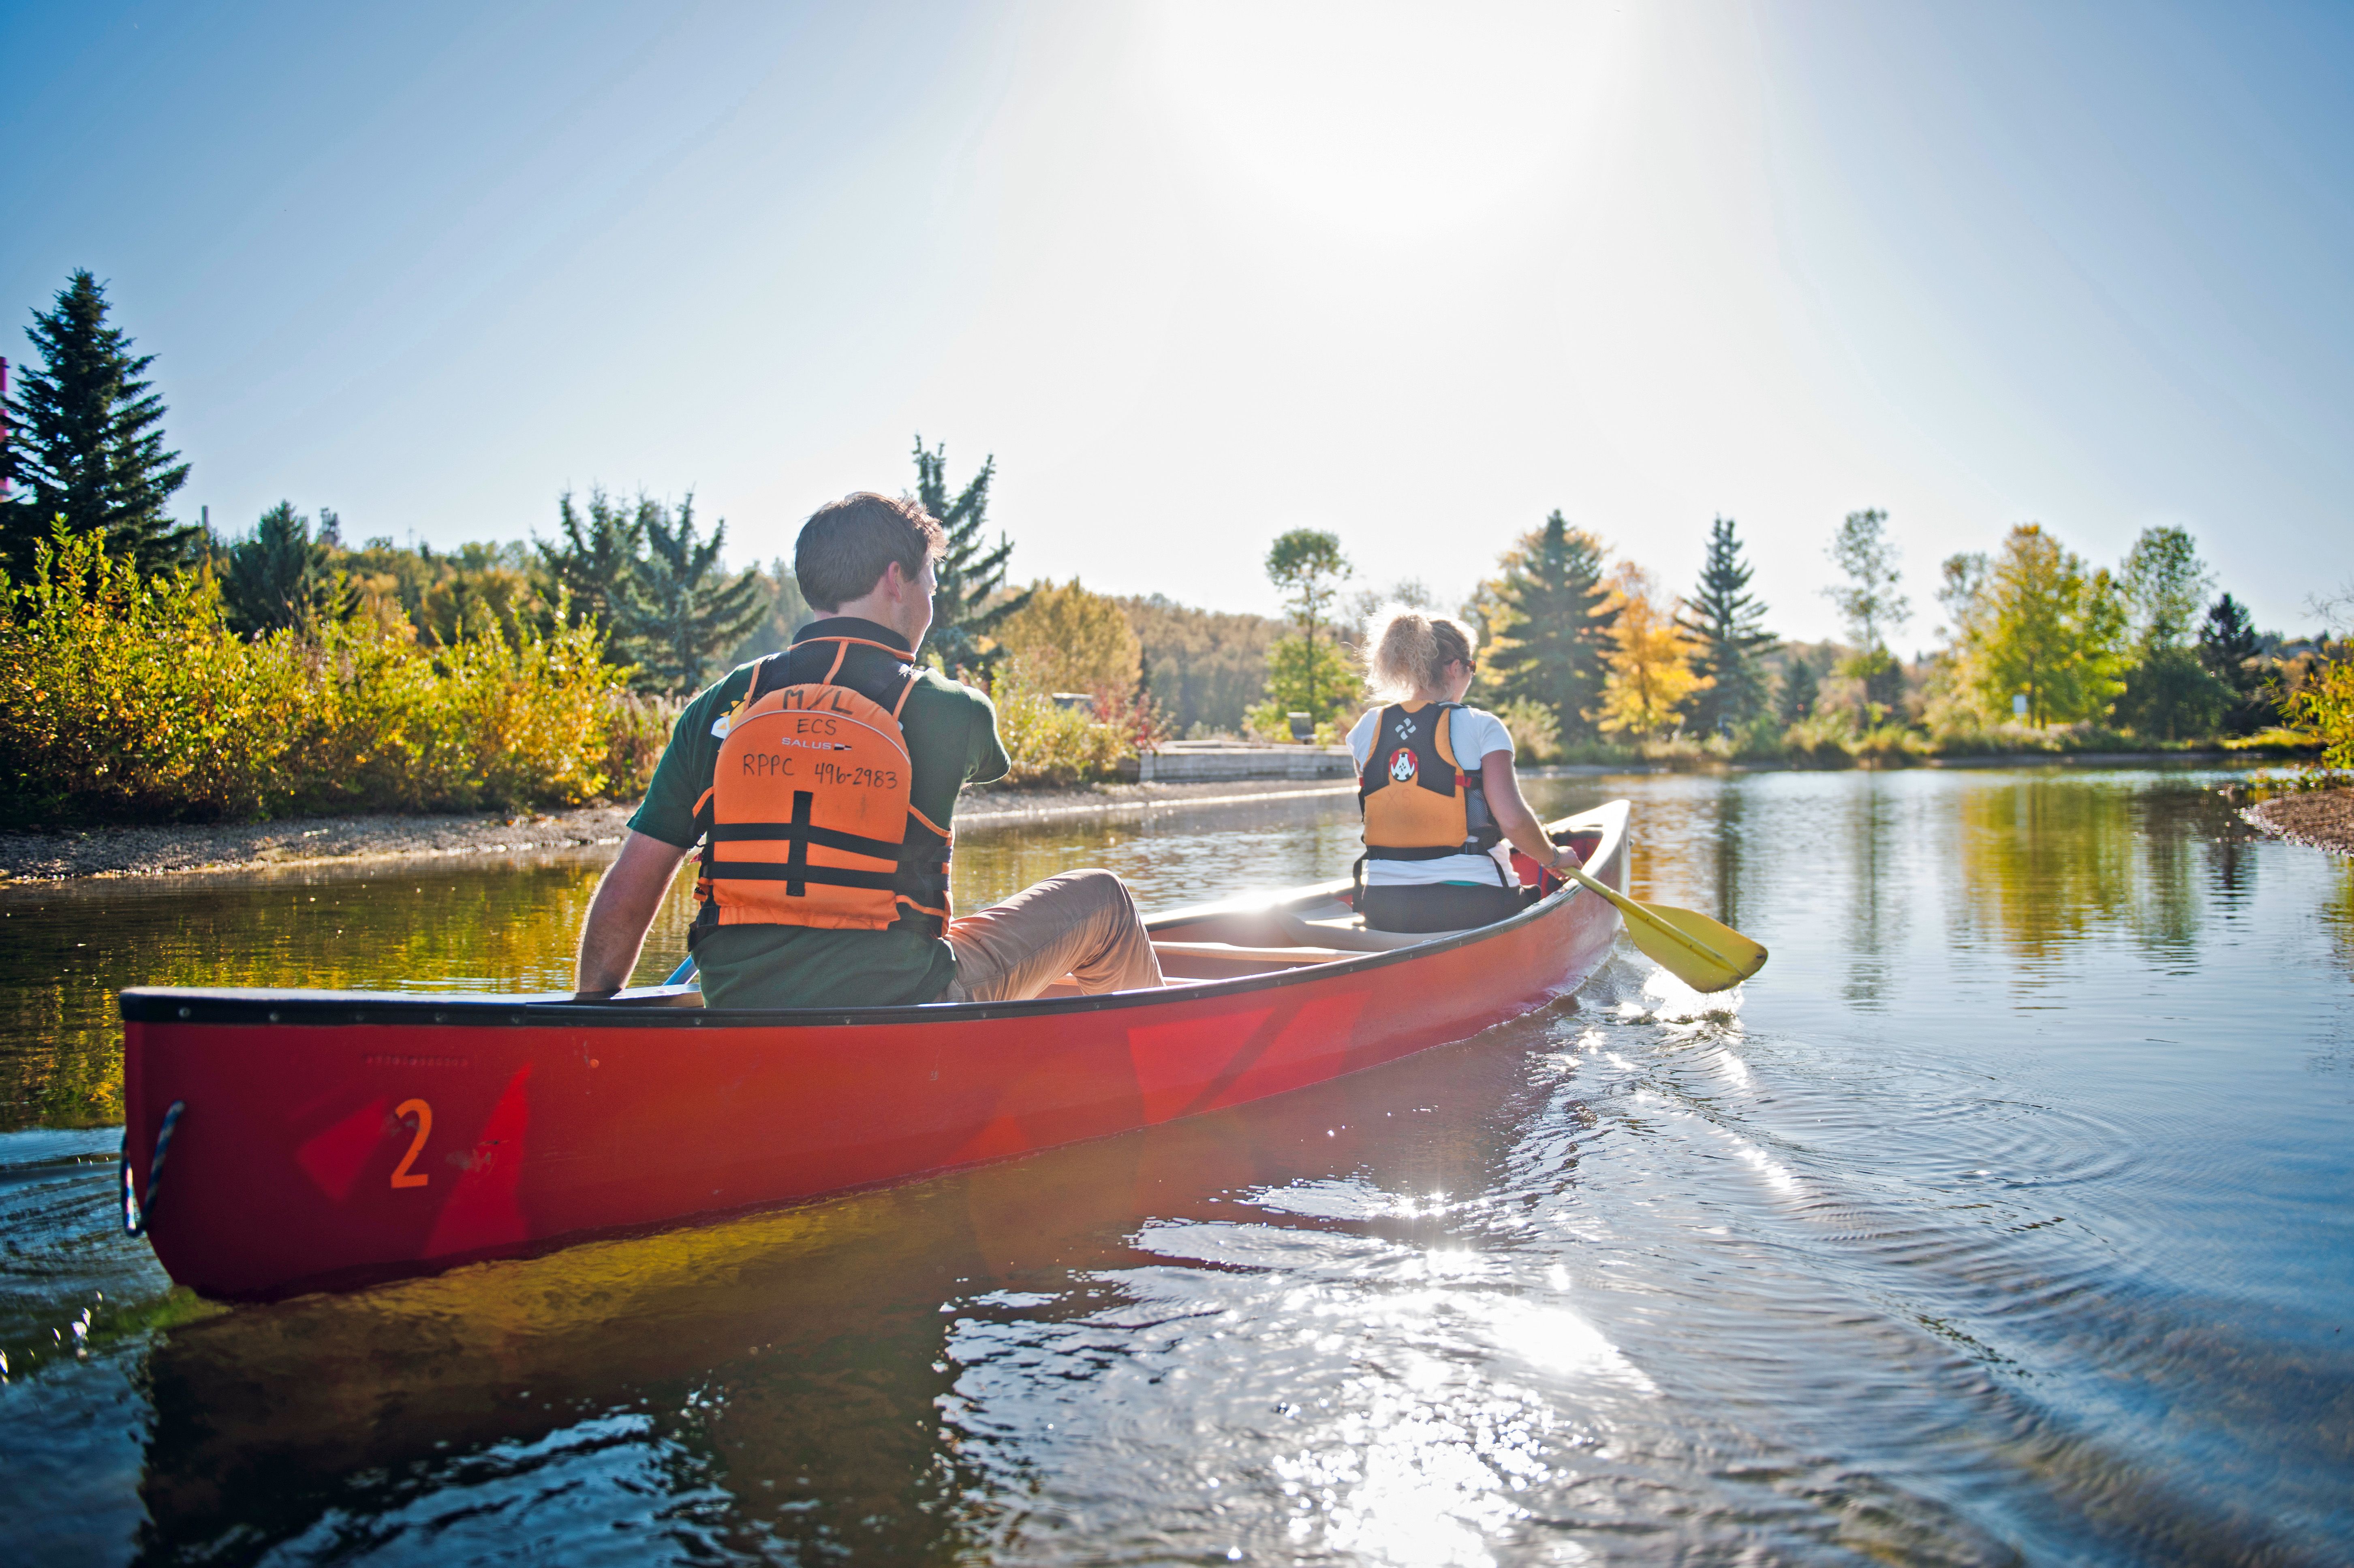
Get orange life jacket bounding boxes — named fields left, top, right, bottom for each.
left=1358, top=701, right=1502, bottom=862
left=691, top=637, right=953, bottom=939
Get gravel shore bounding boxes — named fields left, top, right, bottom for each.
left=2242, top=788, right=2354, bottom=857
left=0, top=778, right=1358, bottom=882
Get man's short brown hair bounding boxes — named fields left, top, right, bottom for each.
left=794, top=492, right=945, bottom=611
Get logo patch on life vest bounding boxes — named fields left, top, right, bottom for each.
left=1392, top=716, right=1418, bottom=742
left=1388, top=748, right=1417, bottom=784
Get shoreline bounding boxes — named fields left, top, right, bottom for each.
left=0, top=751, right=2302, bottom=883
left=2241, top=788, right=2354, bottom=857
left=0, top=779, right=1362, bottom=883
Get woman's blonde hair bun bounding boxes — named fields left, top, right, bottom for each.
left=1364, top=605, right=1477, bottom=701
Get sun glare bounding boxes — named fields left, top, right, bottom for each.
left=1145, top=0, right=1623, bottom=244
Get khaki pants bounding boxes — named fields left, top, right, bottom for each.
left=941, top=868, right=1164, bottom=1002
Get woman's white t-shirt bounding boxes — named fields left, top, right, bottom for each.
left=1345, top=704, right=1516, bottom=888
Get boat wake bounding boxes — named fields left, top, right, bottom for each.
left=1574, top=935, right=1745, bottom=1025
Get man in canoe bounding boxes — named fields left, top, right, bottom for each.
left=574, top=492, right=1163, bottom=1006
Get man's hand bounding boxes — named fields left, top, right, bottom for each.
left=575, top=831, right=693, bottom=998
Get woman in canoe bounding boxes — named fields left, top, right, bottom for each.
left=1348, top=607, right=1580, bottom=934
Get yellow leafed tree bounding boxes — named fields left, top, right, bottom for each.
left=1595, top=562, right=1704, bottom=737
left=990, top=579, right=1142, bottom=695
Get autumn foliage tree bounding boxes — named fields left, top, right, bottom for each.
left=1596, top=562, right=1702, bottom=738
left=992, top=578, right=1142, bottom=695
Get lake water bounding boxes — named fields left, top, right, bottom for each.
left=2, top=767, right=2349, bottom=1565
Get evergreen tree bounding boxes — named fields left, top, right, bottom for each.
left=536, top=488, right=652, bottom=640
left=217, top=501, right=349, bottom=635
left=2, top=270, right=195, bottom=574
left=1479, top=511, right=1615, bottom=741
left=721, top=557, right=817, bottom=671
left=914, top=437, right=1030, bottom=675
left=2198, top=592, right=2273, bottom=735
left=615, top=496, right=769, bottom=693
left=1777, top=654, right=1819, bottom=723
left=1676, top=517, right=1776, bottom=733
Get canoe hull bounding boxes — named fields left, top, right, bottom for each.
left=122, top=804, right=1628, bottom=1298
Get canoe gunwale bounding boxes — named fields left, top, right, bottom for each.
left=118, top=802, right=1627, bottom=1033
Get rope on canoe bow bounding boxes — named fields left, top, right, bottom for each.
left=120, top=1101, right=184, bottom=1239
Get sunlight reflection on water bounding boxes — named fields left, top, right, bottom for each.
left=1, top=767, right=2350, bottom=1565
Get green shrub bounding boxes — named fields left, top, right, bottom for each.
left=1728, top=712, right=1788, bottom=761
left=0, top=529, right=634, bottom=824
left=2284, top=652, right=2354, bottom=768
left=990, top=658, right=1133, bottom=787
left=599, top=690, right=680, bottom=800
left=1490, top=696, right=1562, bottom=763
left=1780, top=712, right=1855, bottom=767
left=1546, top=739, right=1642, bottom=766
left=1848, top=724, right=1926, bottom=767
left=1633, top=733, right=1716, bottom=771
left=1243, top=699, right=1350, bottom=746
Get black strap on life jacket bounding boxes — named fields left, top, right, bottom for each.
left=706, top=792, right=904, bottom=893
left=690, top=636, right=953, bottom=942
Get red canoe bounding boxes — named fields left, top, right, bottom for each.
left=118, top=802, right=1630, bottom=1299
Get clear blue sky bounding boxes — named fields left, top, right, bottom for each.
left=5, top=0, right=2348, bottom=643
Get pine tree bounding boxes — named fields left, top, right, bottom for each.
left=615, top=496, right=769, bottom=693
left=914, top=437, right=1030, bottom=675
left=1479, top=511, right=1615, bottom=741
left=2, top=270, right=195, bottom=574
left=1777, top=654, right=1819, bottom=723
left=1676, top=517, right=1776, bottom=733
left=2198, top=592, right=2272, bottom=735
left=217, top=501, right=349, bottom=634
left=536, top=488, right=653, bottom=641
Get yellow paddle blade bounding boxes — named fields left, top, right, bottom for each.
left=1567, top=868, right=1768, bottom=994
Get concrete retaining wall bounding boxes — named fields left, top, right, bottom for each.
left=1130, top=745, right=1356, bottom=784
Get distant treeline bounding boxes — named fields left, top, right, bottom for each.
left=4, top=267, right=2347, bottom=831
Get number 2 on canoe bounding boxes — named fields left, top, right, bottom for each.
left=391, top=1099, right=432, bottom=1189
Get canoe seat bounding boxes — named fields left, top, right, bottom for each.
left=1149, top=941, right=1361, bottom=980
left=1268, top=905, right=1477, bottom=952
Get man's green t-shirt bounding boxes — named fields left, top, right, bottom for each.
left=628, top=616, right=1010, bottom=1008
